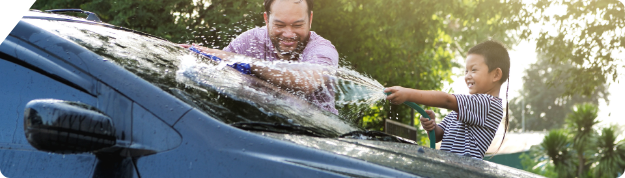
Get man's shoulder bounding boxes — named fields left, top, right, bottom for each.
left=300, top=31, right=339, bottom=66
left=308, top=31, right=334, bottom=47
left=224, top=26, right=268, bottom=53
left=238, top=26, right=267, bottom=39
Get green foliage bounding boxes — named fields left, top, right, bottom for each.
left=314, top=0, right=529, bottom=90
left=567, top=103, right=600, bottom=142
left=528, top=0, right=625, bottom=96
left=31, top=0, right=265, bottom=47
left=523, top=104, right=625, bottom=177
left=509, top=55, right=609, bottom=131
left=520, top=145, right=559, bottom=177
left=567, top=104, right=600, bottom=178
left=313, top=0, right=530, bottom=130
left=594, top=126, right=625, bottom=178
left=541, top=129, right=576, bottom=177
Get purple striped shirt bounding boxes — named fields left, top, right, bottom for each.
left=223, top=26, right=339, bottom=114
left=438, top=94, right=503, bottom=159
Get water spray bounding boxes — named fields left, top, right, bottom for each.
left=384, top=92, right=436, bottom=149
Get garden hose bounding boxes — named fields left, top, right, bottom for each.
left=385, top=92, right=436, bottom=149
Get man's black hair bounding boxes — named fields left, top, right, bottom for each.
left=264, top=0, right=313, bottom=18
left=467, top=40, right=510, bottom=153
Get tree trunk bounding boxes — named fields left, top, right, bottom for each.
left=578, top=152, right=584, bottom=178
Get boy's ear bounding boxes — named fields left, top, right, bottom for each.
left=492, top=68, right=503, bottom=83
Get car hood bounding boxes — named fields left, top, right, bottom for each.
left=259, top=132, right=541, bottom=178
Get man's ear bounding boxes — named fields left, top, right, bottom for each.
left=492, top=68, right=503, bottom=83
left=264, top=12, right=269, bottom=25
left=309, top=11, right=314, bottom=28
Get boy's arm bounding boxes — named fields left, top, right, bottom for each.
left=434, top=125, right=444, bottom=143
left=384, top=86, right=459, bottom=112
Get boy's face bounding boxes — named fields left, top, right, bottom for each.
left=464, top=54, right=501, bottom=95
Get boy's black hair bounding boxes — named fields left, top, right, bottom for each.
left=467, top=40, right=510, bottom=152
left=467, top=40, right=510, bottom=84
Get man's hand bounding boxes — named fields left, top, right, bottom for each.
left=384, top=86, right=413, bottom=105
left=419, top=110, right=436, bottom=131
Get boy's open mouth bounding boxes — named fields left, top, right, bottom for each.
left=467, top=82, right=475, bottom=88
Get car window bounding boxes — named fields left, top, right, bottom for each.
left=22, top=18, right=361, bottom=137
left=0, top=58, right=97, bottom=147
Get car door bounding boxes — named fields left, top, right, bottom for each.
left=0, top=42, right=138, bottom=178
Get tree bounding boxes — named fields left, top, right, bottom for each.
left=594, top=126, right=625, bottom=178
left=509, top=54, right=609, bottom=131
left=314, top=0, right=532, bottom=130
left=567, top=103, right=600, bottom=178
left=520, top=145, right=559, bottom=177
left=527, top=0, right=625, bottom=96
left=539, top=129, right=576, bottom=177
left=521, top=104, right=625, bottom=177
left=31, top=0, right=265, bottom=48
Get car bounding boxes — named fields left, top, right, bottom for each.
left=0, top=10, right=540, bottom=177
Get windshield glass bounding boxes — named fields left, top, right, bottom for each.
left=24, top=18, right=365, bottom=137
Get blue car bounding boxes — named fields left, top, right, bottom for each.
left=0, top=10, right=539, bottom=178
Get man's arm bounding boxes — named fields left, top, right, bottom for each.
left=250, top=62, right=331, bottom=94
left=180, top=45, right=333, bottom=95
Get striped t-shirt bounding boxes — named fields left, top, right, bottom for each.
left=438, top=94, right=503, bottom=159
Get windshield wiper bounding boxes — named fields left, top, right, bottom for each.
left=339, top=131, right=417, bottom=145
left=231, top=122, right=335, bottom=138
left=232, top=122, right=417, bottom=144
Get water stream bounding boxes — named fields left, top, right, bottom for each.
left=210, top=54, right=389, bottom=122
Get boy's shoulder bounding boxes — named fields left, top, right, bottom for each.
left=453, top=93, right=503, bottom=112
left=453, top=93, right=501, bottom=101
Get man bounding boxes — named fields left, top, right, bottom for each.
left=181, top=0, right=339, bottom=114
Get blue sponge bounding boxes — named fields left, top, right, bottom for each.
left=189, top=46, right=252, bottom=75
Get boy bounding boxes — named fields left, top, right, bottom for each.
left=384, top=40, right=510, bottom=159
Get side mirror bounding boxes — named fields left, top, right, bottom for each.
left=24, top=99, right=116, bottom=154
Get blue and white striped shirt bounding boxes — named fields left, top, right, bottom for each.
left=438, top=94, right=503, bottom=159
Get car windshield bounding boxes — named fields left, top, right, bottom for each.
left=23, top=18, right=364, bottom=137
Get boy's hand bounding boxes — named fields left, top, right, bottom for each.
left=384, top=86, right=411, bottom=105
left=419, top=110, right=437, bottom=131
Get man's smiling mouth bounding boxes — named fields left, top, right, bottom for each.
left=280, top=41, right=296, bottom=46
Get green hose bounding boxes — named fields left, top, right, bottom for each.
left=385, top=92, right=436, bottom=149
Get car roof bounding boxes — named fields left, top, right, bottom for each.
left=23, top=10, right=165, bottom=40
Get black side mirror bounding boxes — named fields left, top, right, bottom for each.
left=24, top=99, right=116, bottom=154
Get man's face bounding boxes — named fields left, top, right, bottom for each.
left=264, top=0, right=312, bottom=60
